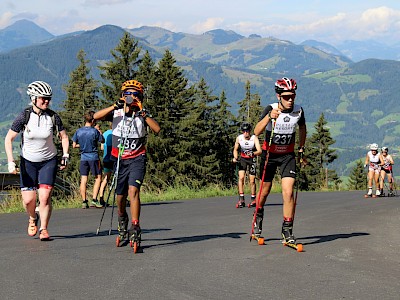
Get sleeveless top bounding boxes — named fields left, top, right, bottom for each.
left=260, top=103, right=305, bottom=154
left=238, top=134, right=256, bottom=158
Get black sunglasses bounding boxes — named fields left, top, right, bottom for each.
left=280, top=94, right=296, bottom=101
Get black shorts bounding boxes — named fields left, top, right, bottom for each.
left=259, top=151, right=296, bottom=182
left=19, top=156, right=58, bottom=189
left=238, top=157, right=257, bottom=176
left=79, top=160, right=102, bottom=176
left=116, top=154, right=147, bottom=194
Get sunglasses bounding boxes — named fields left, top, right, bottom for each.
left=243, top=130, right=250, bottom=132
left=123, top=91, right=141, bottom=97
left=41, top=97, right=52, bottom=101
left=280, top=94, right=296, bottom=101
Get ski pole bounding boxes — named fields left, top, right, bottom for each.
left=96, top=170, right=117, bottom=235
left=250, top=118, right=276, bottom=241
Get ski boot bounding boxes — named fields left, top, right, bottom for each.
left=251, top=207, right=264, bottom=245
left=379, top=189, right=385, bottom=197
left=364, top=188, right=373, bottom=198
left=116, top=213, right=128, bottom=247
left=248, top=196, right=256, bottom=208
left=236, top=195, right=245, bottom=208
left=281, top=221, right=303, bottom=252
left=388, top=189, right=395, bottom=197
left=129, top=220, right=142, bottom=253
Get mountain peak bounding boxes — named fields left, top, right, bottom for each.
left=204, top=29, right=244, bottom=44
left=0, top=19, right=54, bottom=53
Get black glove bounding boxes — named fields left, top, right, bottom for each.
left=61, top=154, right=69, bottom=167
left=114, top=98, right=125, bottom=109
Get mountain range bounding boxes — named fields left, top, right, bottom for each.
left=0, top=19, right=400, bottom=177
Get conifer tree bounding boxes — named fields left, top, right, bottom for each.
left=98, top=32, right=142, bottom=104
left=213, top=90, right=237, bottom=187
left=348, top=160, right=367, bottom=190
left=146, top=49, right=195, bottom=188
left=237, top=80, right=263, bottom=127
left=176, top=78, right=219, bottom=186
left=304, top=113, right=338, bottom=190
left=59, top=49, right=99, bottom=181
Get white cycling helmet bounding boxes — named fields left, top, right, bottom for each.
left=381, top=146, right=388, bottom=152
left=27, top=81, right=52, bottom=100
left=370, top=143, right=379, bottom=151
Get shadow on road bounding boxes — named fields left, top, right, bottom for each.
left=52, top=228, right=172, bottom=239
left=300, top=232, right=370, bottom=245
left=142, top=232, right=246, bottom=249
left=142, top=201, right=182, bottom=206
left=265, top=232, right=370, bottom=245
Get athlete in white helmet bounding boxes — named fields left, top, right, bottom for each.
left=5, top=81, right=70, bottom=241
left=364, top=143, right=384, bottom=197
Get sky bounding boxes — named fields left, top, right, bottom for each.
left=2, top=0, right=400, bottom=46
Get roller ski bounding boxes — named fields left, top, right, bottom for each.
left=247, top=197, right=256, bottom=208
left=129, top=220, right=142, bottom=253
left=388, top=190, right=395, bottom=197
left=116, top=213, right=128, bottom=247
left=236, top=196, right=246, bottom=208
left=281, top=222, right=303, bottom=252
left=364, top=188, right=376, bottom=198
left=250, top=207, right=264, bottom=245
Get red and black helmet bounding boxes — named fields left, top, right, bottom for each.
left=274, top=77, right=297, bottom=94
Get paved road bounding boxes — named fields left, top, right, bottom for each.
left=0, top=191, right=399, bottom=300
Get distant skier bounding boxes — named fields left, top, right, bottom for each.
left=364, top=143, right=383, bottom=197
left=232, top=122, right=262, bottom=208
left=379, top=146, right=395, bottom=196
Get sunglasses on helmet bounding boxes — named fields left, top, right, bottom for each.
left=280, top=94, right=296, bottom=101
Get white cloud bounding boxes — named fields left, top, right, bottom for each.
left=0, top=12, right=13, bottom=27
left=190, top=18, right=224, bottom=34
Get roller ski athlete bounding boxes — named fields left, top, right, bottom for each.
left=364, top=143, right=383, bottom=198
left=379, top=146, right=395, bottom=197
left=93, top=79, right=160, bottom=254
left=128, top=220, right=142, bottom=253
left=232, top=122, right=262, bottom=208
left=251, top=77, right=306, bottom=252
left=116, top=213, right=129, bottom=246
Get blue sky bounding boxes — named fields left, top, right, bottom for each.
left=2, top=0, right=400, bottom=45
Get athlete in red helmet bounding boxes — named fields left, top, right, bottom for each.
left=253, top=77, right=306, bottom=245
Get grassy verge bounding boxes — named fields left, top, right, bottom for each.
left=0, top=182, right=283, bottom=214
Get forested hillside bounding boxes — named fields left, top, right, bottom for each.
left=1, top=24, right=400, bottom=177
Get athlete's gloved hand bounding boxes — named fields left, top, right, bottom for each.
left=60, top=154, right=69, bottom=169
left=137, top=108, right=152, bottom=119
left=8, top=161, right=16, bottom=173
left=114, top=98, right=125, bottom=109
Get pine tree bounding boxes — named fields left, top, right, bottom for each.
left=98, top=31, right=142, bottom=104
left=213, top=90, right=237, bottom=187
left=304, top=113, right=338, bottom=190
left=237, top=81, right=263, bottom=127
left=348, top=160, right=367, bottom=190
left=58, top=49, right=99, bottom=181
left=145, top=49, right=195, bottom=188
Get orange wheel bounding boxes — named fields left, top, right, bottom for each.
left=133, top=241, right=138, bottom=253
left=235, top=204, right=239, bottom=208
left=296, top=244, right=303, bottom=252
left=116, top=236, right=120, bottom=247
left=257, top=237, right=264, bottom=245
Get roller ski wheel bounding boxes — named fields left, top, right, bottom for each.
left=128, top=224, right=142, bottom=254
left=250, top=234, right=264, bottom=245
left=247, top=201, right=256, bottom=208
left=283, top=241, right=303, bottom=252
left=116, top=233, right=127, bottom=247
left=236, top=201, right=245, bottom=208
left=364, top=194, right=372, bottom=198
